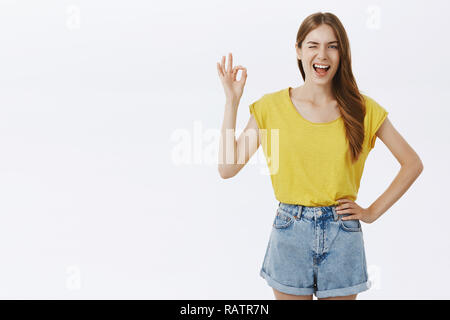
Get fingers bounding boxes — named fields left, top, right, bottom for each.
left=217, top=54, right=230, bottom=78
left=336, top=205, right=357, bottom=219
left=239, top=67, right=247, bottom=84
left=336, top=199, right=354, bottom=211
left=336, top=199, right=363, bottom=220
left=341, top=214, right=359, bottom=221
left=336, top=202, right=353, bottom=211
left=218, top=53, right=246, bottom=83
left=217, top=62, right=224, bottom=77
left=232, top=66, right=237, bottom=81
left=221, top=55, right=226, bottom=74
left=337, top=210, right=353, bottom=216
left=231, top=65, right=242, bottom=80
left=227, top=52, right=233, bottom=73
left=232, top=65, right=247, bottom=82
left=336, top=204, right=360, bottom=220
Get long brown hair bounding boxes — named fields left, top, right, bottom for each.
left=296, top=12, right=366, bottom=163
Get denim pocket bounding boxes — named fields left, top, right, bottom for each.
left=273, top=208, right=294, bottom=229
left=339, top=215, right=362, bottom=232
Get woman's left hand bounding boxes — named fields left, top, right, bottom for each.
left=336, top=199, right=377, bottom=224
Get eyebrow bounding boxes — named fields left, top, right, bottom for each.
left=306, top=41, right=339, bottom=44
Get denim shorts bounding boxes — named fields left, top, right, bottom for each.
left=260, top=202, right=371, bottom=298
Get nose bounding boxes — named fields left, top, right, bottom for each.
left=317, top=45, right=328, bottom=60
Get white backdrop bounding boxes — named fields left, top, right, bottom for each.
left=0, top=0, right=448, bottom=299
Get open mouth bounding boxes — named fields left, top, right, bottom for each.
left=313, top=64, right=330, bottom=76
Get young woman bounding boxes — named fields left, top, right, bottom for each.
left=216, top=12, right=423, bottom=300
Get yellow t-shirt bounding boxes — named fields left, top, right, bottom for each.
left=249, top=87, right=388, bottom=206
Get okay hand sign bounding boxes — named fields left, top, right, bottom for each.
left=217, top=52, right=247, bottom=103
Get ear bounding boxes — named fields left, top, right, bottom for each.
left=295, top=42, right=302, bottom=60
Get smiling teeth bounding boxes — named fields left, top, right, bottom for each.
left=314, top=64, right=329, bottom=69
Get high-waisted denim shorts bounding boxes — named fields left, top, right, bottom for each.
left=260, top=202, right=371, bottom=298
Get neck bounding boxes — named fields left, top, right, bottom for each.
left=297, top=81, right=335, bottom=103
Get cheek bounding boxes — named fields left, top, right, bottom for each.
left=301, top=55, right=313, bottom=68
left=300, top=59, right=311, bottom=70
left=333, top=53, right=340, bottom=64
left=330, top=57, right=339, bottom=71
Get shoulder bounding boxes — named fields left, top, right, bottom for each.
left=361, top=93, right=387, bottom=113
left=255, top=87, right=287, bottom=106
left=360, top=93, right=389, bottom=149
left=250, top=87, right=286, bottom=108
left=361, top=93, right=388, bottom=122
left=248, top=88, right=287, bottom=128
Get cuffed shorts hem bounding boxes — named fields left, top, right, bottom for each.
left=259, top=269, right=314, bottom=296
left=315, top=280, right=372, bottom=298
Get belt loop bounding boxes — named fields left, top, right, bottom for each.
left=332, top=205, right=339, bottom=221
left=296, top=205, right=303, bottom=220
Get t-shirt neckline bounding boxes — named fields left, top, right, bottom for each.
left=286, top=87, right=342, bottom=126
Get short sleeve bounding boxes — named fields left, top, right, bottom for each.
left=249, top=96, right=266, bottom=130
left=365, top=95, right=389, bottom=149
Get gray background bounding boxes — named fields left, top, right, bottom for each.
left=0, top=0, right=447, bottom=299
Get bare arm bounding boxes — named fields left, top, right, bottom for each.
left=218, top=99, right=261, bottom=179
left=367, top=117, right=424, bottom=221
left=216, top=53, right=260, bottom=179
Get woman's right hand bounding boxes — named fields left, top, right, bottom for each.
left=216, top=52, right=247, bottom=103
